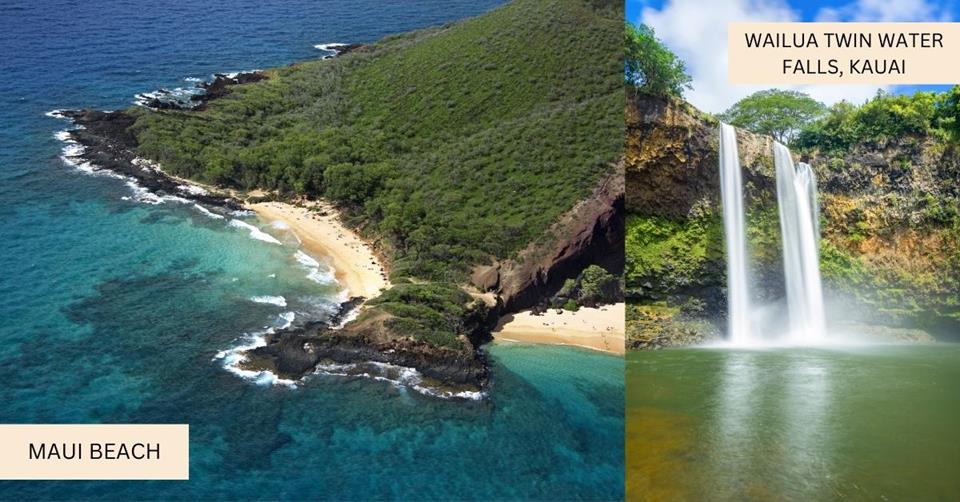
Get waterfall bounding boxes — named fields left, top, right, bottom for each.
left=717, top=126, right=827, bottom=345
left=774, top=142, right=827, bottom=343
left=719, top=124, right=753, bottom=343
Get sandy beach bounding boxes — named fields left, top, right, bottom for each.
left=249, top=201, right=390, bottom=300
left=493, top=303, right=625, bottom=355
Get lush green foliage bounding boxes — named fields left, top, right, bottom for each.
left=131, top=0, right=623, bottom=283
left=795, top=87, right=960, bottom=152
left=366, top=283, right=476, bottom=348
left=624, top=22, right=691, bottom=97
left=624, top=213, right=722, bottom=297
left=720, top=89, right=825, bottom=144
left=555, top=264, right=621, bottom=308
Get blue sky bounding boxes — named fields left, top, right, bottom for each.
left=626, top=0, right=956, bottom=112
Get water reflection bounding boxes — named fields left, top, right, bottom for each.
left=708, top=350, right=834, bottom=499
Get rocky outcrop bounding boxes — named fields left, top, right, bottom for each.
left=63, top=110, right=244, bottom=211
left=241, top=296, right=495, bottom=395
left=193, top=71, right=268, bottom=104
left=477, top=164, right=625, bottom=313
left=626, top=94, right=776, bottom=219
left=136, top=71, right=268, bottom=111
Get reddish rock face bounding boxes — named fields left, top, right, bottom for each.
left=492, top=164, right=625, bottom=313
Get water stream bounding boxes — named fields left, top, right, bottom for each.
left=774, top=142, right=827, bottom=343
left=718, top=123, right=753, bottom=343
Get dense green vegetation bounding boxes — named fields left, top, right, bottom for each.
left=625, top=214, right=722, bottom=298
left=555, top=264, right=623, bottom=309
left=624, top=22, right=690, bottom=98
left=131, top=0, right=622, bottom=284
left=720, top=89, right=825, bottom=144
left=365, top=283, right=484, bottom=349
left=795, top=87, right=960, bottom=152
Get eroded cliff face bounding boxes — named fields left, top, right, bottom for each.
left=626, top=94, right=960, bottom=347
left=472, top=164, right=625, bottom=313
left=626, top=94, right=776, bottom=219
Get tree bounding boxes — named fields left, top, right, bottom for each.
left=720, top=89, right=826, bottom=144
left=577, top=265, right=621, bottom=307
left=936, top=85, right=960, bottom=140
left=624, top=22, right=692, bottom=98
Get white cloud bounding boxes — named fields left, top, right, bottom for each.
left=816, top=0, right=953, bottom=22
left=637, top=0, right=949, bottom=113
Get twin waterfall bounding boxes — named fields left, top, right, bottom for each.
left=718, top=124, right=827, bottom=345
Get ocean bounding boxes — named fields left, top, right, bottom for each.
left=0, top=0, right=624, bottom=499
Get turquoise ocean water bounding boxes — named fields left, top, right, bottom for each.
left=0, top=0, right=624, bottom=498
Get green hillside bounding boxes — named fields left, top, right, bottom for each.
left=130, top=0, right=623, bottom=282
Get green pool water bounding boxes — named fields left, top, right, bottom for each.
left=626, top=344, right=960, bottom=501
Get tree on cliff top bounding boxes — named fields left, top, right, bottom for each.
left=624, top=22, right=691, bottom=98
left=720, top=89, right=825, bottom=144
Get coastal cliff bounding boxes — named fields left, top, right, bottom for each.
left=62, top=0, right=625, bottom=393
left=626, top=94, right=960, bottom=348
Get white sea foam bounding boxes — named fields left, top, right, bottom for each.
left=294, top=250, right=321, bottom=268
left=45, top=109, right=67, bottom=119
left=294, top=250, right=336, bottom=285
left=214, top=312, right=300, bottom=388
left=125, top=181, right=164, bottom=205
left=61, top=143, right=84, bottom=157
left=315, top=42, right=349, bottom=60
left=134, top=86, right=204, bottom=108
left=313, top=361, right=484, bottom=400
left=314, top=42, right=347, bottom=51
left=278, top=311, right=295, bottom=328
left=270, top=220, right=289, bottom=230
left=307, top=268, right=336, bottom=284
left=228, top=219, right=282, bottom=245
left=192, top=204, right=225, bottom=220
left=250, top=295, right=287, bottom=307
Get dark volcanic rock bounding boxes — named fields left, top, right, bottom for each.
left=62, top=110, right=244, bottom=211
left=194, top=71, right=268, bottom=103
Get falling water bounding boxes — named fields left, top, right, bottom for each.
left=719, top=124, right=753, bottom=343
left=774, top=142, right=827, bottom=342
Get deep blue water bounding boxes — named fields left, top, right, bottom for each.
left=0, top=0, right=624, bottom=499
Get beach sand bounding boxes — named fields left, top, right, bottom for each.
left=249, top=201, right=390, bottom=300
left=493, top=303, right=625, bottom=355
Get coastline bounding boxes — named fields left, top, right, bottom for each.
left=249, top=201, right=390, bottom=300
left=493, top=303, right=626, bottom=355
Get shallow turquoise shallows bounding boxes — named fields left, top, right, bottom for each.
left=0, top=0, right=623, bottom=498
left=626, top=344, right=960, bottom=500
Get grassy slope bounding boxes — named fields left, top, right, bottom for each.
left=129, top=0, right=623, bottom=348
left=132, top=0, right=622, bottom=281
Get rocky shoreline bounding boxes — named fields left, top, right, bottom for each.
left=60, top=106, right=491, bottom=397
left=63, top=109, right=245, bottom=211
left=58, top=46, right=623, bottom=395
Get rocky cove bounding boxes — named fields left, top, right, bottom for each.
left=59, top=85, right=624, bottom=398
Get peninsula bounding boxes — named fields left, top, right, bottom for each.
left=61, top=0, right=625, bottom=395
